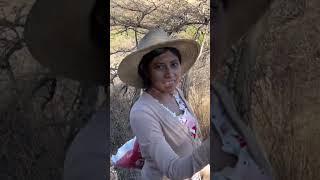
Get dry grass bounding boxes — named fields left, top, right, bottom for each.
left=110, top=82, right=142, bottom=179
left=251, top=77, right=320, bottom=180
left=247, top=2, right=320, bottom=179
left=187, top=85, right=210, bottom=139
left=110, top=83, right=135, bottom=154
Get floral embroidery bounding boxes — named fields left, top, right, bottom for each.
left=174, top=94, right=198, bottom=140
left=157, top=92, right=199, bottom=140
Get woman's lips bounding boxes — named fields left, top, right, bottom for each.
left=164, top=80, right=175, bottom=86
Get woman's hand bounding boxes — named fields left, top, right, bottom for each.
left=212, top=124, right=238, bottom=172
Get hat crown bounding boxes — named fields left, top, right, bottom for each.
left=137, top=28, right=171, bottom=50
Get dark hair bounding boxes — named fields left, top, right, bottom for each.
left=138, top=47, right=181, bottom=89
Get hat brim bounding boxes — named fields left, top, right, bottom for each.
left=118, top=39, right=200, bottom=88
left=24, top=0, right=106, bottom=85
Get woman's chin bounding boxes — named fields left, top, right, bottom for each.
left=151, top=84, right=177, bottom=94
left=164, top=86, right=176, bottom=93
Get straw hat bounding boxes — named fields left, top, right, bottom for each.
left=118, top=28, right=200, bottom=88
left=24, top=0, right=106, bottom=85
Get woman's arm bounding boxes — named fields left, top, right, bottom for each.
left=130, top=109, right=209, bottom=179
left=212, top=124, right=238, bottom=172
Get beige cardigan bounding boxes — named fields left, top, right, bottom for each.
left=130, top=89, right=210, bottom=180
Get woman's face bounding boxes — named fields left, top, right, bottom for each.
left=147, top=50, right=182, bottom=94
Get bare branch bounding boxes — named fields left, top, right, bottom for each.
left=134, top=27, right=138, bottom=47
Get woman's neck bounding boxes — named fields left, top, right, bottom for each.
left=146, top=87, right=175, bottom=102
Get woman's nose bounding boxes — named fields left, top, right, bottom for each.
left=164, top=67, right=174, bottom=78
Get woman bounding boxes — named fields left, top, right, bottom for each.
left=118, top=28, right=210, bottom=179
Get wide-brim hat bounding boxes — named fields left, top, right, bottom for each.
left=24, top=0, right=106, bottom=85
left=118, top=29, right=200, bottom=88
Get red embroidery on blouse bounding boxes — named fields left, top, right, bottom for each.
left=233, top=134, right=247, bottom=148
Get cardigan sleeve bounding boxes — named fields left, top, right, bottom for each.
left=130, top=109, right=209, bottom=179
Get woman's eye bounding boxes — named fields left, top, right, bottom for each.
left=155, top=65, right=165, bottom=70
left=171, top=62, right=179, bottom=68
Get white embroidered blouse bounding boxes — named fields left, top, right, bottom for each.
left=156, top=91, right=202, bottom=180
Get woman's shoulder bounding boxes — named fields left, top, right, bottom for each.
left=130, top=101, right=151, bottom=114
left=129, top=97, right=160, bottom=128
left=130, top=92, right=158, bottom=116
